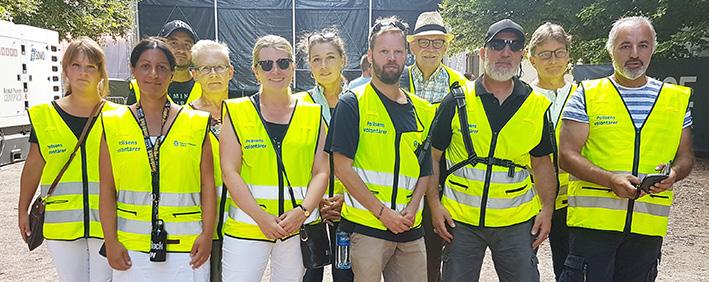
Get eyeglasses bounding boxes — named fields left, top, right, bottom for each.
left=535, top=48, right=569, bottom=60
left=371, top=21, right=407, bottom=34
left=417, top=39, right=446, bottom=49
left=486, top=39, right=525, bottom=52
left=194, top=65, right=230, bottom=75
left=256, top=58, right=293, bottom=72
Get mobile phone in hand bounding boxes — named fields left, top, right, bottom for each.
left=637, top=162, right=671, bottom=193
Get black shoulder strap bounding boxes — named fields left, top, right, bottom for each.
left=453, top=83, right=476, bottom=159
left=546, top=109, right=561, bottom=196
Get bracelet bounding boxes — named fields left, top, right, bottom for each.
left=376, top=206, right=385, bottom=219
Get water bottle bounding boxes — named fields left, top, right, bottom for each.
left=150, top=219, right=167, bottom=262
left=335, top=231, right=351, bottom=269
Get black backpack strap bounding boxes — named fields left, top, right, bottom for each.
left=444, top=82, right=480, bottom=177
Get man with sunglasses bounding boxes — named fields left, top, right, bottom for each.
left=399, top=11, right=469, bottom=282
left=427, top=19, right=556, bottom=281
left=558, top=16, right=694, bottom=281
left=327, top=16, right=433, bottom=282
left=126, top=20, right=202, bottom=105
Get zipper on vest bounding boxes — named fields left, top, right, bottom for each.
left=390, top=133, right=402, bottom=210
left=216, top=184, right=228, bottom=240
left=81, top=144, right=90, bottom=238
left=625, top=128, right=642, bottom=233
left=276, top=141, right=285, bottom=215
left=480, top=131, right=499, bottom=227
left=328, top=154, right=335, bottom=197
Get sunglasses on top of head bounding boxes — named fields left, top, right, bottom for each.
left=256, top=58, right=293, bottom=72
left=371, top=21, right=407, bottom=34
left=486, top=39, right=525, bottom=52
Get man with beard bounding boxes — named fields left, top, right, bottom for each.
left=558, top=16, right=694, bottom=281
left=427, top=19, right=556, bottom=281
left=126, top=20, right=202, bottom=105
left=326, top=16, right=434, bottom=282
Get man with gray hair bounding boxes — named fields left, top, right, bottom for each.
left=427, top=19, right=556, bottom=281
left=559, top=16, right=694, bottom=281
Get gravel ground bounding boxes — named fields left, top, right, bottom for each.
left=1, top=159, right=707, bottom=281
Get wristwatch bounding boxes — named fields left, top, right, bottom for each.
left=297, top=205, right=311, bottom=217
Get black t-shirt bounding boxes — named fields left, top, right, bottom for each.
left=325, top=84, right=431, bottom=242
left=431, top=76, right=553, bottom=157
left=126, top=79, right=196, bottom=105
left=29, top=101, right=88, bottom=144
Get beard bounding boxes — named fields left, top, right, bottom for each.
left=483, top=56, right=517, bottom=81
left=372, top=57, right=404, bottom=85
left=614, top=59, right=647, bottom=80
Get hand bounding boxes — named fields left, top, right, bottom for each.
left=650, top=163, right=677, bottom=194
left=429, top=202, right=455, bottom=242
left=379, top=207, right=411, bottom=234
left=255, top=213, right=288, bottom=240
left=321, top=195, right=343, bottom=222
left=531, top=208, right=553, bottom=249
left=609, top=173, right=642, bottom=199
left=277, top=208, right=307, bottom=235
left=400, top=203, right=418, bottom=227
left=18, top=211, right=30, bottom=243
left=189, top=233, right=213, bottom=269
left=105, top=240, right=132, bottom=270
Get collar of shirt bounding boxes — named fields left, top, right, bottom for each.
left=311, top=82, right=347, bottom=124
left=410, top=64, right=450, bottom=103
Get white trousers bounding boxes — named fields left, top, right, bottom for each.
left=112, top=251, right=209, bottom=282
left=46, top=238, right=112, bottom=282
left=222, top=236, right=304, bottom=282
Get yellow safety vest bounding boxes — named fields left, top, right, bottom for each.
left=567, top=78, right=690, bottom=237
left=403, top=64, right=468, bottom=107
left=222, top=96, right=322, bottom=241
left=551, top=84, right=578, bottom=210
left=341, top=84, right=434, bottom=231
left=28, top=101, right=120, bottom=240
left=130, top=79, right=202, bottom=105
left=102, top=106, right=209, bottom=252
left=441, top=82, right=551, bottom=227
left=183, top=103, right=227, bottom=240
left=294, top=91, right=345, bottom=197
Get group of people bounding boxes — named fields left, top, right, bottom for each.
left=17, top=8, right=693, bottom=282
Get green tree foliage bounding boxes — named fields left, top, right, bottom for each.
left=441, top=0, right=709, bottom=64
left=0, top=0, right=133, bottom=41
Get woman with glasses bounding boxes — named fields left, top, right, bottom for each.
left=220, top=35, right=328, bottom=281
left=99, top=37, right=216, bottom=282
left=185, top=39, right=234, bottom=282
left=18, top=36, right=118, bottom=282
left=295, top=28, right=354, bottom=282
left=528, top=22, right=575, bottom=280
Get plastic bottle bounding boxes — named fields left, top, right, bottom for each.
left=335, top=231, right=351, bottom=269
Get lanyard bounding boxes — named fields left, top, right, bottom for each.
left=136, top=100, right=171, bottom=174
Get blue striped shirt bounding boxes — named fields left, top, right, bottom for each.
left=562, top=77, right=692, bottom=128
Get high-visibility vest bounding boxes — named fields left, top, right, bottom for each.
left=567, top=78, right=690, bottom=237
left=28, top=101, right=120, bottom=240
left=550, top=84, right=577, bottom=210
left=102, top=106, right=210, bottom=252
left=222, top=96, right=322, bottom=241
left=294, top=90, right=345, bottom=197
left=340, top=83, right=434, bottom=231
left=441, top=82, right=551, bottom=227
left=401, top=64, right=468, bottom=106
left=183, top=103, right=227, bottom=240
left=130, top=79, right=202, bottom=105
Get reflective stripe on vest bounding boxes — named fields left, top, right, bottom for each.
left=567, top=78, right=689, bottom=237
left=103, top=106, right=209, bottom=252
left=341, top=84, right=434, bottom=231
left=29, top=102, right=121, bottom=240
left=222, top=96, right=321, bottom=241
left=442, top=82, right=550, bottom=227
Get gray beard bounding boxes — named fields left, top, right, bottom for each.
left=483, top=57, right=517, bottom=81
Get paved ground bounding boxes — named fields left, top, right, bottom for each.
left=1, top=160, right=707, bottom=281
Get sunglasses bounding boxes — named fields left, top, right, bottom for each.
left=308, top=32, right=338, bottom=45
left=486, top=39, right=525, bottom=52
left=371, top=21, right=407, bottom=34
left=194, top=65, right=230, bottom=75
left=256, top=58, right=293, bottom=72
left=417, top=39, right=446, bottom=49
left=535, top=48, right=569, bottom=60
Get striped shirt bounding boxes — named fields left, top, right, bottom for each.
left=562, top=77, right=692, bottom=128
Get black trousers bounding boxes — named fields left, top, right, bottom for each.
left=303, top=221, right=354, bottom=282
left=559, top=227, right=662, bottom=282
left=423, top=200, right=443, bottom=282
left=549, top=207, right=570, bottom=281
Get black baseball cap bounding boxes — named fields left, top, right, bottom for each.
left=158, top=20, right=199, bottom=42
left=485, top=19, right=525, bottom=44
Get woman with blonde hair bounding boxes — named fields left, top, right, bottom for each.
left=18, top=36, right=118, bottom=282
left=220, top=34, right=328, bottom=281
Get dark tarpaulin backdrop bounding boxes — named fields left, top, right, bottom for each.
left=573, top=58, right=709, bottom=154
left=138, top=0, right=440, bottom=97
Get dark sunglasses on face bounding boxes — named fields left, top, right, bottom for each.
left=417, top=39, right=446, bottom=49
left=256, top=58, right=293, bottom=72
left=486, top=39, right=525, bottom=52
